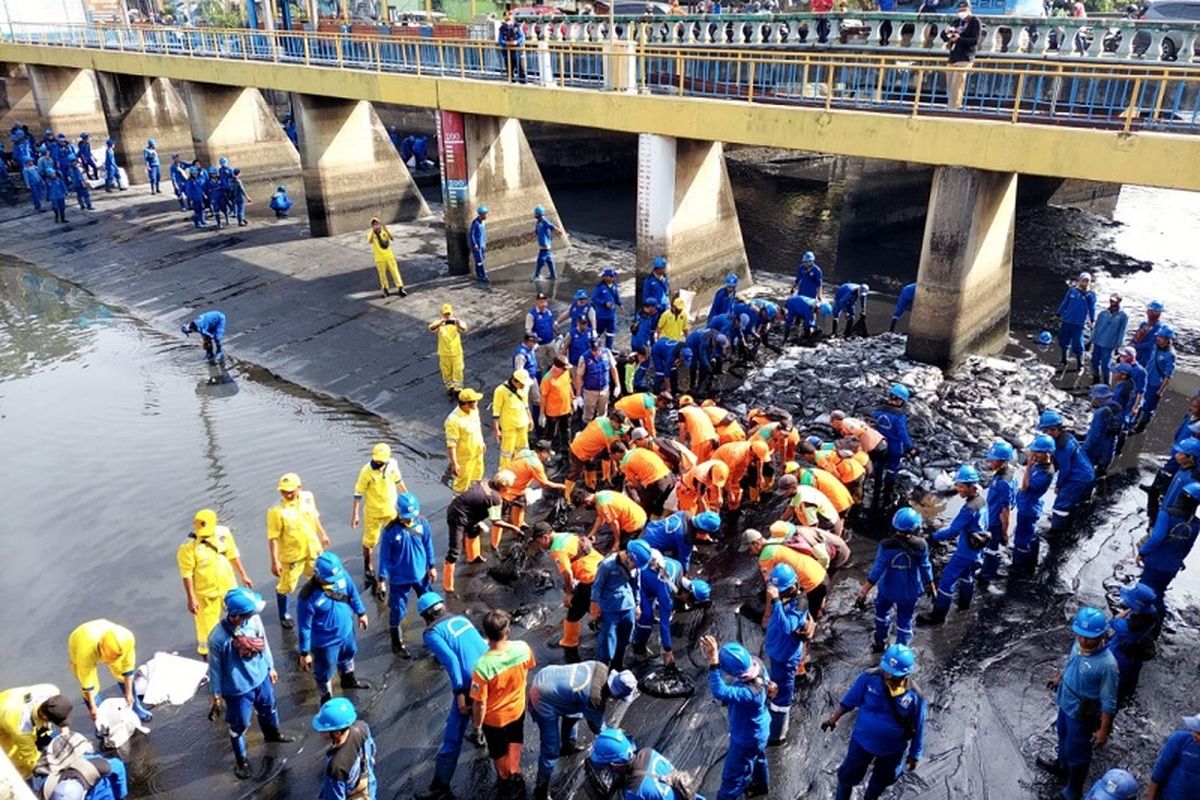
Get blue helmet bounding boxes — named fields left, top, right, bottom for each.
left=1173, top=439, right=1200, bottom=459
left=627, top=539, right=653, bottom=569
left=818, top=301, right=833, bottom=317
left=1038, top=331, right=1053, bottom=346
left=534, top=205, right=545, bottom=216
left=417, top=591, right=444, bottom=615
left=652, top=256, right=667, bottom=269
left=314, top=551, right=344, bottom=583
left=892, top=507, right=923, bottom=533
left=1111, top=363, right=1134, bottom=376
left=1156, top=324, right=1175, bottom=340
left=879, top=643, right=916, bottom=677
left=218, top=156, right=228, bottom=167
left=718, top=642, right=757, bottom=679
left=688, top=578, right=712, bottom=604
left=80, top=132, right=89, bottom=139
left=769, top=563, right=798, bottom=592
left=1146, top=299, right=1164, bottom=312
left=1037, top=409, right=1065, bottom=429
left=644, top=297, right=659, bottom=309
left=1029, top=434, right=1057, bottom=453
left=724, top=273, right=739, bottom=287
left=805, top=435, right=823, bottom=448
left=1090, top=384, right=1113, bottom=400
left=1184, top=481, right=1200, bottom=500
left=396, top=492, right=421, bottom=519
left=954, top=464, right=980, bottom=484
left=985, top=441, right=1014, bottom=462
left=801, top=251, right=815, bottom=263
left=590, top=727, right=635, bottom=766
left=574, top=289, right=588, bottom=301
left=1118, top=583, right=1157, bottom=615
left=105, top=138, right=114, bottom=146
left=1072, top=606, right=1109, bottom=638
left=761, top=301, right=778, bottom=318
left=1085, top=769, right=1139, bottom=800
left=147, top=138, right=156, bottom=147
left=224, top=588, right=265, bottom=617
left=889, top=384, right=910, bottom=402
left=679, top=347, right=694, bottom=366
left=693, top=510, right=721, bottom=533
left=601, top=267, right=617, bottom=278
left=477, top=205, right=488, bottom=215
left=312, top=697, right=357, bottom=732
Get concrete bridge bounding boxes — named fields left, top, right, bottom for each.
left=3, top=19, right=1200, bottom=366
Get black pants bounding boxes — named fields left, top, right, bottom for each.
left=544, top=414, right=571, bottom=455
left=502, top=48, right=526, bottom=83
left=639, top=476, right=676, bottom=518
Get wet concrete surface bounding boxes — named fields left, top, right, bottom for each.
left=1, top=184, right=1199, bottom=800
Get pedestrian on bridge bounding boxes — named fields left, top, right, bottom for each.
left=942, top=0, right=981, bottom=110
left=497, top=11, right=527, bottom=84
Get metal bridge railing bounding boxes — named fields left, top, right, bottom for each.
left=5, top=23, right=1200, bottom=134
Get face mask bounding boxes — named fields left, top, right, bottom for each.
left=958, top=10, right=968, bottom=17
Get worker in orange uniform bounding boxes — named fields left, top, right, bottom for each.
left=742, top=528, right=830, bottom=619
left=428, top=304, right=467, bottom=396
left=610, top=441, right=675, bottom=518
left=714, top=439, right=772, bottom=509
left=583, top=490, right=648, bottom=553
left=678, top=397, right=719, bottom=462
left=630, top=428, right=698, bottom=475
left=470, top=610, right=536, bottom=800
left=613, top=390, right=665, bottom=438
left=768, top=519, right=851, bottom=571
left=817, top=444, right=868, bottom=505
left=539, top=355, right=574, bottom=455
left=701, top=400, right=747, bottom=445
left=748, top=419, right=792, bottom=463
left=565, top=409, right=629, bottom=501
left=830, top=409, right=888, bottom=478
left=498, top=441, right=566, bottom=546
left=676, top=459, right=730, bottom=514
left=777, top=475, right=846, bottom=539
left=792, top=465, right=854, bottom=517
left=534, top=522, right=603, bottom=663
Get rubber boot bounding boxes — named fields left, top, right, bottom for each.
left=261, top=717, right=296, bottom=743
left=319, top=681, right=333, bottom=705
left=390, top=627, right=411, bottom=659
left=491, top=524, right=503, bottom=551
left=414, top=782, right=456, bottom=800
left=559, top=619, right=581, bottom=650
left=276, top=593, right=293, bottom=629
left=340, top=671, right=371, bottom=691
left=768, top=708, right=790, bottom=745
left=131, top=694, right=153, bottom=722
left=231, top=734, right=251, bottom=779
left=533, top=780, right=551, bottom=800
left=563, top=479, right=576, bottom=505
left=562, top=645, right=581, bottom=664
left=916, top=607, right=947, bottom=626
left=443, top=562, right=455, bottom=593
left=464, top=536, right=483, bottom=564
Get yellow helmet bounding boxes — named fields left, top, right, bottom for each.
left=372, top=442, right=391, bottom=462
left=277, top=472, right=302, bottom=492
left=193, top=508, right=218, bottom=537
left=441, top=303, right=453, bottom=315
left=769, top=520, right=793, bottom=538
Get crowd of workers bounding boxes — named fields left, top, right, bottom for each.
left=4, top=232, right=1199, bottom=800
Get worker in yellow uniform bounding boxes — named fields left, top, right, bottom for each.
left=351, top=441, right=407, bottom=592
left=446, top=388, right=487, bottom=494
left=178, top=508, right=253, bottom=656
left=0, top=684, right=62, bottom=778
left=428, top=304, right=467, bottom=395
left=67, top=619, right=152, bottom=722
left=267, top=472, right=330, bottom=629
left=492, top=369, right=533, bottom=466
left=368, top=217, right=406, bottom=298
left=657, top=297, right=689, bottom=341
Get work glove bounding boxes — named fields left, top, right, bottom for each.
left=820, top=719, right=837, bottom=732
left=573, top=396, right=584, bottom=411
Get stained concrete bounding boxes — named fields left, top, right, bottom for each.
left=0, top=66, right=44, bottom=134
left=96, top=74, right=192, bottom=186
left=26, top=65, right=108, bottom=142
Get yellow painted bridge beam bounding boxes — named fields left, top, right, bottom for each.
left=5, top=41, right=1200, bottom=191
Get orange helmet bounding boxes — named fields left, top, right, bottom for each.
left=750, top=440, right=770, bottom=461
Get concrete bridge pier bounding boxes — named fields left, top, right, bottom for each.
left=0, top=65, right=45, bottom=134
left=26, top=65, right=108, bottom=142
left=294, top=95, right=429, bottom=237
left=438, top=112, right=567, bottom=276
left=635, top=134, right=749, bottom=304
left=906, top=166, right=1017, bottom=368
left=181, top=82, right=303, bottom=219
left=96, top=74, right=191, bottom=185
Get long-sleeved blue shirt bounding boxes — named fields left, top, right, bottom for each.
left=707, top=665, right=769, bottom=748
left=1132, top=320, right=1165, bottom=366
left=497, top=20, right=526, bottom=46
left=21, top=165, right=40, bottom=189
left=469, top=217, right=486, bottom=254
left=839, top=670, right=927, bottom=759
left=707, top=287, right=737, bottom=322
left=535, top=217, right=556, bottom=249
left=378, top=517, right=436, bottom=585
left=1150, top=730, right=1200, bottom=800
left=424, top=614, right=487, bottom=696
left=46, top=175, right=67, bottom=202
left=622, top=749, right=693, bottom=800
left=1053, top=432, right=1096, bottom=488
left=593, top=280, right=621, bottom=321
left=684, top=329, right=722, bottom=371
left=193, top=310, right=226, bottom=341
left=638, top=556, right=683, bottom=650
left=643, top=273, right=670, bottom=311
left=833, top=284, right=867, bottom=318
left=640, top=512, right=695, bottom=571
left=1082, top=402, right=1123, bottom=469
left=143, top=147, right=160, bottom=168
left=784, top=295, right=818, bottom=329
left=1146, top=346, right=1176, bottom=389
left=1057, top=642, right=1118, bottom=718
left=1090, top=307, right=1128, bottom=349
left=529, top=661, right=609, bottom=731
left=297, top=575, right=366, bottom=653
left=207, top=614, right=274, bottom=697
left=794, top=262, right=823, bottom=298
left=1056, top=286, right=1097, bottom=325
left=1174, top=412, right=1200, bottom=445
left=874, top=406, right=913, bottom=455
left=706, top=313, right=745, bottom=349
left=867, top=536, right=933, bottom=604
left=1016, top=463, right=1054, bottom=517
left=764, top=597, right=807, bottom=666
left=986, top=466, right=1016, bottom=536
left=320, top=721, right=376, bottom=800
left=593, top=554, right=637, bottom=615
left=892, top=283, right=917, bottom=322
left=930, top=494, right=988, bottom=563
left=631, top=310, right=657, bottom=353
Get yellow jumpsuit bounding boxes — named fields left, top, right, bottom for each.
left=492, top=382, right=531, bottom=465
left=67, top=620, right=137, bottom=697
left=0, top=683, right=60, bottom=778
left=434, top=321, right=465, bottom=391
left=266, top=489, right=325, bottom=595
left=176, top=525, right=241, bottom=655
left=444, top=406, right=485, bottom=494
left=368, top=227, right=403, bottom=291
left=353, top=458, right=403, bottom=548
left=657, top=309, right=689, bottom=341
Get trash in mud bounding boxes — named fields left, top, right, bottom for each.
left=638, top=665, right=696, bottom=698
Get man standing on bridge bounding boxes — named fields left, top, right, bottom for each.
left=942, top=0, right=981, bottom=110
left=497, top=11, right=527, bottom=84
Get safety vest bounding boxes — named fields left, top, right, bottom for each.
left=581, top=350, right=612, bottom=391
left=567, top=329, right=594, bottom=366
left=529, top=308, right=556, bottom=344
left=513, top=342, right=541, bottom=380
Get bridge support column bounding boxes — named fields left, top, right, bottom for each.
left=26, top=65, right=108, bottom=141
left=0, top=65, right=44, bottom=133
left=96, top=74, right=191, bottom=185
left=294, top=95, right=429, bottom=237
left=438, top=112, right=566, bottom=276
left=906, top=166, right=1016, bottom=368
left=635, top=134, right=749, bottom=303
left=181, top=83, right=302, bottom=220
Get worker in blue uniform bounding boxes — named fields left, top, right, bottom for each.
left=873, top=384, right=915, bottom=513
left=529, top=662, right=638, bottom=800
left=1108, top=582, right=1159, bottom=702
left=591, top=549, right=639, bottom=670
left=890, top=282, right=917, bottom=332
left=978, top=440, right=1016, bottom=586
left=377, top=492, right=437, bottom=659
left=917, top=465, right=989, bottom=625
left=592, top=267, right=622, bottom=349
left=169, top=154, right=188, bottom=210
left=181, top=309, right=228, bottom=362
left=21, top=159, right=43, bottom=212
left=792, top=251, right=823, bottom=299
left=649, top=338, right=692, bottom=395
left=414, top=592, right=487, bottom=800
left=531, top=205, right=560, bottom=281
left=761, top=563, right=814, bottom=746
left=1147, top=713, right=1200, bottom=800
left=1055, top=272, right=1097, bottom=372
left=707, top=274, right=739, bottom=322
left=1133, top=325, right=1176, bottom=433
left=185, top=167, right=207, bottom=228
left=1117, top=347, right=1148, bottom=412
left=296, top=552, right=371, bottom=705
left=639, top=510, right=721, bottom=573
left=36, top=144, right=55, bottom=178
left=1012, top=435, right=1056, bottom=576
left=1143, top=420, right=1200, bottom=527
left=526, top=293, right=558, bottom=368
left=626, top=541, right=711, bottom=667
left=856, top=507, right=935, bottom=651
left=1129, top=299, right=1165, bottom=367
left=631, top=298, right=658, bottom=354
left=45, top=169, right=68, bottom=223
left=831, top=282, right=869, bottom=337
left=706, top=312, right=748, bottom=358
left=642, top=257, right=670, bottom=319
left=69, top=159, right=93, bottom=211
left=77, top=131, right=98, bottom=178
left=699, top=635, right=770, bottom=800
left=103, top=139, right=119, bottom=192
left=1139, top=470, right=1200, bottom=600
left=782, top=295, right=826, bottom=342
left=1038, top=607, right=1118, bottom=800
left=312, top=698, right=376, bottom=800
left=563, top=316, right=596, bottom=368
left=822, top=643, right=926, bottom=800
left=684, top=329, right=728, bottom=396
left=1082, top=385, right=1124, bottom=476
left=1089, top=293, right=1128, bottom=384
left=207, top=588, right=296, bottom=779
left=1038, top=409, right=1096, bottom=533
left=143, top=139, right=161, bottom=194
left=214, top=157, right=234, bottom=227
left=54, top=133, right=76, bottom=175
left=269, top=185, right=293, bottom=218
left=588, top=727, right=705, bottom=800
left=283, top=112, right=298, bottom=146
left=560, top=289, right=596, bottom=332
left=1174, top=392, right=1200, bottom=444
left=468, top=205, right=489, bottom=283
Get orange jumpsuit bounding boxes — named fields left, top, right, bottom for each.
left=676, top=460, right=729, bottom=514
left=703, top=404, right=746, bottom=445
left=567, top=417, right=623, bottom=496
left=800, top=467, right=854, bottom=514
left=678, top=406, right=719, bottom=462
left=613, top=393, right=659, bottom=438
left=713, top=440, right=769, bottom=509
left=498, top=450, right=550, bottom=543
